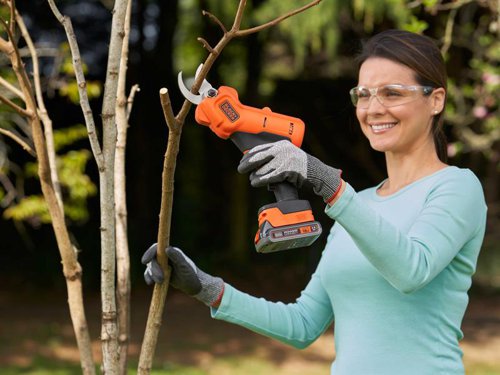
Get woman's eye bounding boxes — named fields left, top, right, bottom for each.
left=358, top=89, right=370, bottom=98
left=382, top=89, right=403, bottom=97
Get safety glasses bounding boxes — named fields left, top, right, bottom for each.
left=349, top=84, right=434, bottom=109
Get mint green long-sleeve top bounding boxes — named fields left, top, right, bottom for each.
left=211, top=166, right=487, bottom=374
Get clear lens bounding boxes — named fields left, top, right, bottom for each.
left=350, top=85, right=434, bottom=108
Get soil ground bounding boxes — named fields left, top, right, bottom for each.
left=1, top=286, right=499, bottom=374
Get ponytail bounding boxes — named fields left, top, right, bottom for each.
left=433, top=114, right=448, bottom=163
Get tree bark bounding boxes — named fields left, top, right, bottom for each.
left=115, top=1, right=133, bottom=373
left=99, top=0, right=129, bottom=373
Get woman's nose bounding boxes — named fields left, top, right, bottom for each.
left=366, top=94, right=386, bottom=113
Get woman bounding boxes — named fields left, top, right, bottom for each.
left=142, top=30, right=487, bottom=374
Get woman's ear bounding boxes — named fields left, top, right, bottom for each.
left=431, top=87, right=446, bottom=114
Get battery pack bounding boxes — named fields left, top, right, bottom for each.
left=255, top=220, right=322, bottom=253
left=254, top=199, right=322, bottom=253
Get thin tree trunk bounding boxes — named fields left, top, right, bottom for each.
left=115, top=1, right=133, bottom=373
left=137, top=90, right=178, bottom=373
left=2, top=22, right=96, bottom=375
left=99, top=0, right=129, bottom=373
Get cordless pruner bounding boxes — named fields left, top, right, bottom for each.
left=178, top=64, right=322, bottom=253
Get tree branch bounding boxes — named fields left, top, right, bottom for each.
left=441, top=7, right=457, bottom=57
left=236, top=0, right=322, bottom=37
left=0, top=76, right=24, bottom=100
left=47, top=0, right=104, bottom=171
left=197, top=37, right=217, bottom=54
left=0, top=127, right=36, bottom=156
left=16, top=9, right=64, bottom=210
left=202, top=10, right=227, bottom=33
left=159, top=88, right=177, bottom=130
left=126, top=84, right=140, bottom=120
left=0, top=93, right=31, bottom=117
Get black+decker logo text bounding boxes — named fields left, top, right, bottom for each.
left=220, top=100, right=240, bottom=122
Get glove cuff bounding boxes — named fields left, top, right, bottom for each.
left=195, top=270, right=225, bottom=307
left=306, top=154, right=342, bottom=203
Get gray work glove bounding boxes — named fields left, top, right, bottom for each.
left=238, top=140, right=342, bottom=203
left=141, top=244, right=225, bottom=307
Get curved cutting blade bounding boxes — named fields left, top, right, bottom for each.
left=178, top=63, right=217, bottom=105
left=177, top=71, right=202, bottom=105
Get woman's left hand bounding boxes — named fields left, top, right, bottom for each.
left=238, top=140, right=343, bottom=203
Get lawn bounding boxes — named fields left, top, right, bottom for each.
left=1, top=287, right=499, bottom=374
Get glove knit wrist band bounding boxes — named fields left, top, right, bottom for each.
left=306, top=154, right=342, bottom=203
left=211, top=284, right=225, bottom=308
left=325, top=178, right=344, bottom=204
left=196, top=272, right=224, bottom=306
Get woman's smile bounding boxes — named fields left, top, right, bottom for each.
left=369, top=121, right=398, bottom=134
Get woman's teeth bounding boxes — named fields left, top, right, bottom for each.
left=371, top=123, right=396, bottom=132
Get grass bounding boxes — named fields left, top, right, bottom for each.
left=1, top=356, right=499, bottom=375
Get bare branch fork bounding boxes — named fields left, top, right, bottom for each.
left=137, top=1, right=322, bottom=373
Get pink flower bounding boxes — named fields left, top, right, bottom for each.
left=473, top=106, right=488, bottom=119
left=447, top=143, right=458, bottom=158
left=483, top=72, right=500, bottom=85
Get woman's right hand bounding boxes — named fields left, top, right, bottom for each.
left=141, top=244, right=225, bottom=307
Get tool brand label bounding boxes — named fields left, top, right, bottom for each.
left=220, top=100, right=240, bottom=122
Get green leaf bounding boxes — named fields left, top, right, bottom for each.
left=3, top=195, right=51, bottom=223
left=53, top=124, right=89, bottom=152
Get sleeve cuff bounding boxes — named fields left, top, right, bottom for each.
left=324, top=182, right=355, bottom=219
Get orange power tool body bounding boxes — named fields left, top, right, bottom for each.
left=178, top=69, right=322, bottom=253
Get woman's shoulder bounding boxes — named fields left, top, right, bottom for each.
left=433, top=166, right=483, bottom=191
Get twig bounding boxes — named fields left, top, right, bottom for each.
left=236, top=0, right=322, bottom=37
left=126, top=84, right=140, bottom=120
left=0, top=76, right=24, bottom=99
left=47, top=0, right=104, bottom=171
left=0, top=127, right=36, bottom=156
left=441, top=7, right=457, bottom=57
left=433, top=0, right=475, bottom=11
left=202, top=10, right=227, bottom=33
left=197, top=37, right=216, bottom=54
left=231, top=0, right=247, bottom=31
left=0, top=172, right=17, bottom=207
left=159, top=88, right=177, bottom=130
left=0, top=93, right=31, bottom=117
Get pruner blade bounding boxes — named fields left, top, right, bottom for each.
left=178, top=63, right=217, bottom=105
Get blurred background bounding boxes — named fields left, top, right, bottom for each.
left=0, top=0, right=499, bottom=374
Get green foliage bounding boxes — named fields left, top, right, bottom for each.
left=401, top=15, right=429, bottom=34
left=173, top=0, right=205, bottom=74
left=4, top=195, right=51, bottom=223
left=4, top=125, right=96, bottom=224
left=52, top=124, right=89, bottom=152
left=58, top=150, right=96, bottom=202
left=442, top=9, right=499, bottom=157
left=254, top=1, right=340, bottom=70
left=58, top=80, right=102, bottom=104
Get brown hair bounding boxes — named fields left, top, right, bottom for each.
left=356, top=29, right=448, bottom=162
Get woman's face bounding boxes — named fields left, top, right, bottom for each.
left=356, top=57, right=444, bottom=156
